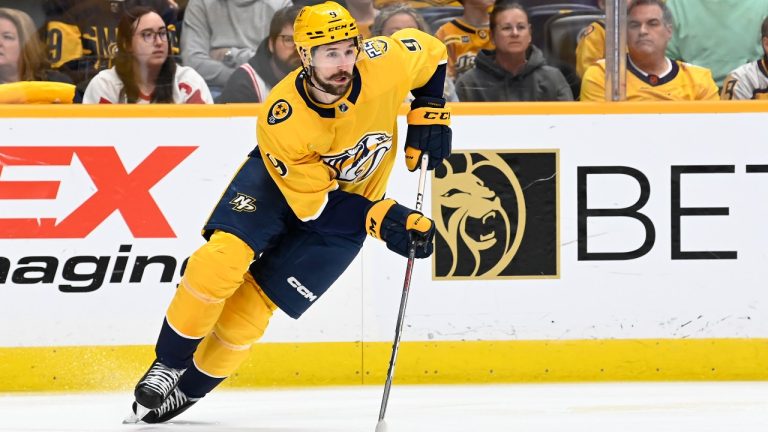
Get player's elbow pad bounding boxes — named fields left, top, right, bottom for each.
left=404, top=96, right=452, bottom=172
left=365, top=199, right=434, bottom=259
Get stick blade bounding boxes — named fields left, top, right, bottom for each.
left=375, top=419, right=388, bottom=432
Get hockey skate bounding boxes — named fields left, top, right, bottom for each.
left=133, top=359, right=186, bottom=413
left=130, top=386, right=198, bottom=424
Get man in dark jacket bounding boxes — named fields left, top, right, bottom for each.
left=219, top=6, right=300, bottom=103
left=455, top=1, right=573, bottom=101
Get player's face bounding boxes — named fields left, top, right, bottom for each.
left=131, top=12, right=169, bottom=68
left=270, top=23, right=301, bottom=73
left=310, top=39, right=358, bottom=96
left=492, top=8, right=531, bottom=57
left=381, top=12, right=419, bottom=37
left=0, top=17, right=21, bottom=74
left=627, top=4, right=672, bottom=59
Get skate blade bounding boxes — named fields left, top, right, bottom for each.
left=122, top=412, right=141, bottom=424
left=122, top=402, right=151, bottom=424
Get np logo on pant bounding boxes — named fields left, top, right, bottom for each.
left=229, top=193, right=257, bottom=212
left=432, top=150, right=559, bottom=280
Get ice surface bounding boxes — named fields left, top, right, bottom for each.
left=0, top=382, right=766, bottom=432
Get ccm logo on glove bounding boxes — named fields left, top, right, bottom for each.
left=422, top=110, right=450, bottom=121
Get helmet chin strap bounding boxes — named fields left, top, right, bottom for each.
left=302, top=66, right=331, bottom=95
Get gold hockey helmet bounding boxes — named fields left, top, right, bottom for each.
left=293, top=1, right=361, bottom=66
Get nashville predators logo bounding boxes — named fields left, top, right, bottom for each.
left=433, top=150, right=559, bottom=279
left=230, top=193, right=257, bottom=212
left=268, top=99, right=292, bottom=124
left=321, top=132, right=393, bottom=182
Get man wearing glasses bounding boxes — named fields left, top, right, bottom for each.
left=220, top=6, right=301, bottom=103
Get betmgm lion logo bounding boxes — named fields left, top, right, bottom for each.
left=321, top=132, right=392, bottom=182
left=433, top=150, right=559, bottom=279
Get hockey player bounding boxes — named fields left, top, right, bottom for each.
left=127, top=1, right=451, bottom=424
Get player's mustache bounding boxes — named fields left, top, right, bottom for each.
left=329, top=71, right=353, bottom=81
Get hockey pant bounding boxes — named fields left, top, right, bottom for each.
left=156, top=230, right=275, bottom=397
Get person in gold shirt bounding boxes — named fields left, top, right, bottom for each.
left=574, top=0, right=631, bottom=78
left=435, top=0, right=495, bottom=79
left=580, top=0, right=718, bottom=101
left=126, top=1, right=452, bottom=425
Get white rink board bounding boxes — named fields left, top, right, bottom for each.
left=1, top=111, right=768, bottom=346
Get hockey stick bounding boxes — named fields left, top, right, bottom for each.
left=375, top=153, right=430, bottom=432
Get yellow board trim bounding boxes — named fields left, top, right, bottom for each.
left=1, top=339, right=767, bottom=392
left=2, top=101, right=768, bottom=118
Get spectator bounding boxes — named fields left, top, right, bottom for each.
left=346, top=0, right=378, bottom=38
left=435, top=0, right=494, bottom=80
left=665, top=0, right=768, bottom=88
left=372, top=3, right=458, bottom=101
left=574, top=0, right=631, bottom=78
left=455, top=2, right=573, bottom=101
left=374, top=0, right=461, bottom=8
left=0, top=7, right=75, bottom=103
left=83, top=6, right=212, bottom=104
left=219, top=6, right=300, bottom=103
left=44, top=0, right=180, bottom=94
left=580, top=0, right=718, bottom=101
left=180, top=0, right=292, bottom=93
left=722, top=16, right=768, bottom=100
left=372, top=2, right=428, bottom=37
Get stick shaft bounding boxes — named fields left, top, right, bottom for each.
left=377, top=153, right=430, bottom=422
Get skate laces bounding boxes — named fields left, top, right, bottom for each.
left=143, top=362, right=184, bottom=397
left=156, top=388, right=189, bottom=416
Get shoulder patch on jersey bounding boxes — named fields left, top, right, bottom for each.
left=363, top=39, right=388, bottom=59
left=230, top=193, right=257, bottom=212
left=577, top=24, right=595, bottom=42
left=268, top=99, right=292, bottom=125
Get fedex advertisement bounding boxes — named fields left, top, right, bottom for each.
left=0, top=117, right=256, bottom=346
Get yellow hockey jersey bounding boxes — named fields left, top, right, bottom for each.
left=580, top=57, right=719, bottom=101
left=575, top=20, right=605, bottom=78
left=435, top=18, right=494, bottom=79
left=256, top=28, right=447, bottom=221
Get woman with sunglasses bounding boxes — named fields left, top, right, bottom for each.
left=83, top=6, right=212, bottom=104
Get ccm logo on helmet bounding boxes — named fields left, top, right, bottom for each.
left=328, top=24, right=349, bottom=31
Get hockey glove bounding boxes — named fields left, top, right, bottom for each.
left=404, top=96, right=452, bottom=172
left=365, top=199, right=435, bottom=258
